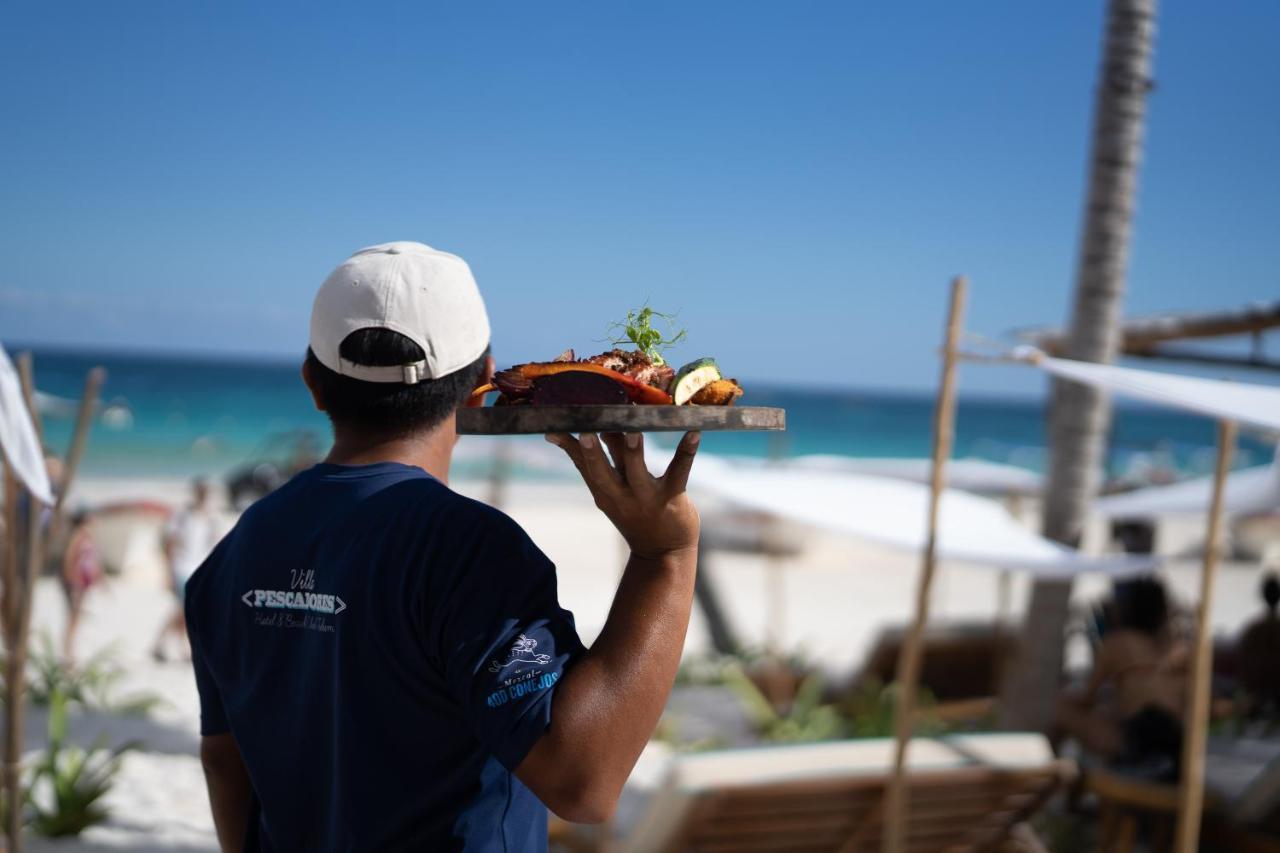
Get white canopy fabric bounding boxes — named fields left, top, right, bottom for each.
left=1094, top=454, right=1280, bottom=519
left=0, top=345, right=54, bottom=505
left=1025, top=351, right=1280, bottom=432
left=685, top=454, right=1154, bottom=578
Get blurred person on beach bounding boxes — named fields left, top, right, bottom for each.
left=185, top=242, right=700, bottom=852
left=1234, top=572, right=1280, bottom=717
left=1055, top=576, right=1188, bottom=780
left=61, top=509, right=104, bottom=663
left=152, top=477, right=220, bottom=662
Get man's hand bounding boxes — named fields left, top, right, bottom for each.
left=545, top=431, right=700, bottom=559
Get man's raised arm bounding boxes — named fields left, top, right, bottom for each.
left=515, top=430, right=700, bottom=824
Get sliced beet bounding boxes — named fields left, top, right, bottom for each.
left=529, top=371, right=630, bottom=405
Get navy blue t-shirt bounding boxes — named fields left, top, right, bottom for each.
left=185, top=462, right=585, bottom=852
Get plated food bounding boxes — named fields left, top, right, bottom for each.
left=469, top=307, right=744, bottom=408
left=458, top=306, right=782, bottom=435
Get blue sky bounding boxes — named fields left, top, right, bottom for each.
left=2, top=2, right=1276, bottom=395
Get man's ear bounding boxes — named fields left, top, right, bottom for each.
left=301, top=359, right=327, bottom=412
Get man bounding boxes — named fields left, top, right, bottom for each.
left=154, top=477, right=220, bottom=661
left=185, top=241, right=700, bottom=852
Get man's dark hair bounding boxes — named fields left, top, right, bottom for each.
left=1114, top=575, right=1169, bottom=636
left=305, top=328, right=489, bottom=438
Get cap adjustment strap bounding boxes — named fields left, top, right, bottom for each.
left=336, top=357, right=430, bottom=385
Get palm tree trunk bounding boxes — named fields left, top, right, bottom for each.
left=1000, top=0, right=1158, bottom=731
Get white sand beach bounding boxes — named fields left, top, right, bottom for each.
left=22, top=475, right=1273, bottom=850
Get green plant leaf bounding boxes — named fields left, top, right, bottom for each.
left=603, top=304, right=687, bottom=365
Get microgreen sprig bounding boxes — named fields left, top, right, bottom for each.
left=605, top=305, right=687, bottom=365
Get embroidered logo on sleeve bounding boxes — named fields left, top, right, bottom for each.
left=487, top=635, right=552, bottom=673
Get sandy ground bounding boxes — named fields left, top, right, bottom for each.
left=19, top=474, right=1273, bottom=849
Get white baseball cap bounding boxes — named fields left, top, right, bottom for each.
left=309, top=242, right=491, bottom=385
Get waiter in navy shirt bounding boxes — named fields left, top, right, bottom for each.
left=186, top=242, right=701, bottom=852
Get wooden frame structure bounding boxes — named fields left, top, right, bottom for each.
left=1017, top=301, right=1280, bottom=372
left=0, top=354, right=102, bottom=852
left=882, top=282, right=1260, bottom=851
left=664, top=761, right=1073, bottom=853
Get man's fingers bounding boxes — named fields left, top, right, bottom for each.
left=661, top=431, right=701, bottom=494
left=545, top=433, right=585, bottom=473
left=619, top=432, right=653, bottom=489
left=600, top=433, right=628, bottom=478
left=576, top=433, right=623, bottom=494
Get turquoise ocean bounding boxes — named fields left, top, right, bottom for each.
left=24, top=347, right=1272, bottom=484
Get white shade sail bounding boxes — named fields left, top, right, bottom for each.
left=686, top=454, right=1153, bottom=577
left=0, top=345, right=54, bottom=505
left=788, top=455, right=1043, bottom=496
left=1095, top=454, right=1280, bottom=519
left=1026, top=351, right=1280, bottom=432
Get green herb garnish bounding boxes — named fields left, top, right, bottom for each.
left=605, top=305, right=687, bottom=365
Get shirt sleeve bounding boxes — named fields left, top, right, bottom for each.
left=435, top=508, right=586, bottom=772
left=190, top=637, right=230, bottom=736
left=185, top=563, right=231, bottom=737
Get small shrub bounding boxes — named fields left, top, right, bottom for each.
left=724, top=663, right=845, bottom=744
left=26, top=634, right=163, bottom=717
left=839, top=677, right=948, bottom=739
left=25, top=687, right=137, bottom=837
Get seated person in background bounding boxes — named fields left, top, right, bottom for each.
left=1235, top=572, right=1280, bottom=717
left=1056, top=576, right=1188, bottom=780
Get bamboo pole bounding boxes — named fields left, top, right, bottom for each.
left=15, top=361, right=45, bottom=598
left=882, top=276, right=967, bottom=853
left=43, top=368, right=103, bottom=559
left=2, top=458, right=19, bottom=844
left=1020, top=300, right=1280, bottom=358
left=1173, top=419, right=1236, bottom=853
left=14, top=355, right=42, bottom=451
left=2, top=461, right=17, bottom=644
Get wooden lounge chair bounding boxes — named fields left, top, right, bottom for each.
left=854, top=623, right=1016, bottom=716
left=1082, top=735, right=1280, bottom=853
left=578, top=733, right=1074, bottom=853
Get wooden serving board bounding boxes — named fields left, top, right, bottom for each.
left=456, top=405, right=785, bottom=435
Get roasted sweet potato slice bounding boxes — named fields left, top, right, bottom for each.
left=690, top=379, right=743, bottom=406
